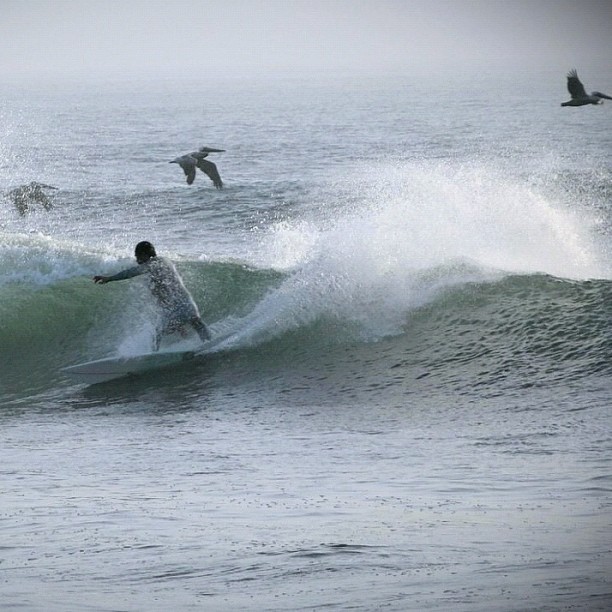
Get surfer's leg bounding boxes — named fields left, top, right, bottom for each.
left=155, top=310, right=178, bottom=351
left=153, top=328, right=162, bottom=352
left=191, top=317, right=211, bottom=343
left=153, top=314, right=170, bottom=351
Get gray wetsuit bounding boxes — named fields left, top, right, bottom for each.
left=107, top=257, right=205, bottom=335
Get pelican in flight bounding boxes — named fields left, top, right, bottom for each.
left=561, top=69, right=612, bottom=106
left=170, top=146, right=224, bottom=188
left=6, top=181, right=58, bottom=215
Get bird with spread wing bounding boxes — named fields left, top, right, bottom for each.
left=6, top=182, right=58, bottom=215
left=170, top=147, right=224, bottom=188
left=561, top=70, right=612, bottom=107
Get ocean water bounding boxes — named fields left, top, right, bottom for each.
left=1, top=72, right=611, bottom=611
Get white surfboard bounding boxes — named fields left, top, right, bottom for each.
left=62, top=349, right=198, bottom=385
left=63, top=328, right=237, bottom=385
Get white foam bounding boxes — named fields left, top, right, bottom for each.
left=235, top=158, right=604, bottom=343
left=0, top=231, right=125, bottom=286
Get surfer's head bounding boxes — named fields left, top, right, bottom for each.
left=135, top=241, right=156, bottom=264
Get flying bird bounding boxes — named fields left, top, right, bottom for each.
left=6, top=181, right=58, bottom=215
left=170, top=147, right=224, bottom=188
left=561, top=69, right=612, bottom=107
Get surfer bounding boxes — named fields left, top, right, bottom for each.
left=93, top=241, right=211, bottom=350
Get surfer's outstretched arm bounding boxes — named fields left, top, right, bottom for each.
left=93, top=266, right=145, bottom=284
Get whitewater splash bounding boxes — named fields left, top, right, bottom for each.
left=230, top=159, right=607, bottom=345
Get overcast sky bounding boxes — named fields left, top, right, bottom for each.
left=1, top=0, right=611, bottom=81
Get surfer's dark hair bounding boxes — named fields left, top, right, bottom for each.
left=135, top=241, right=156, bottom=258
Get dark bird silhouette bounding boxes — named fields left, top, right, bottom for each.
left=561, top=69, right=612, bottom=106
left=170, top=147, right=224, bottom=188
left=7, top=182, right=58, bottom=215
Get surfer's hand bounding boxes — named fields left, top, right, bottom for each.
left=93, top=275, right=108, bottom=284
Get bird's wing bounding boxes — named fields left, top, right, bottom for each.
left=567, top=69, right=587, bottom=99
left=176, top=156, right=197, bottom=184
left=199, top=147, right=225, bottom=154
left=186, top=166, right=196, bottom=185
left=196, top=158, right=223, bottom=189
left=35, top=193, right=53, bottom=209
left=592, top=91, right=612, bottom=100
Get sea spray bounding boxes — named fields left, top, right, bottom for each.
left=231, top=159, right=604, bottom=346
